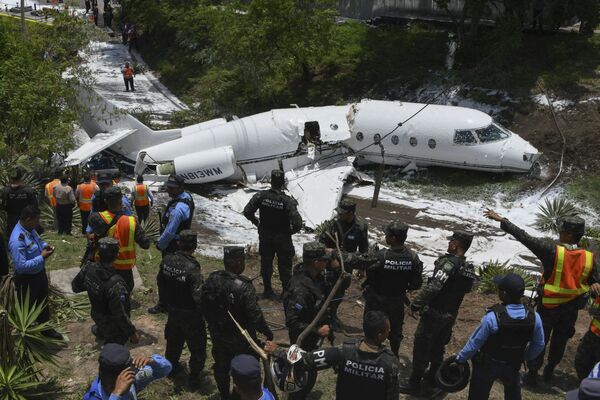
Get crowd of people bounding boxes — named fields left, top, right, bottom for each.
left=2, top=167, right=600, bottom=400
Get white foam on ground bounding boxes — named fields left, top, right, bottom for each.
left=81, top=41, right=184, bottom=123
left=345, top=184, right=585, bottom=274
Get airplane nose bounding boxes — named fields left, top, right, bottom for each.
left=502, top=136, right=541, bottom=172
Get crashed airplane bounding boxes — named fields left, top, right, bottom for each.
left=66, top=89, right=540, bottom=226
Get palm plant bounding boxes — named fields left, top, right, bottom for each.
left=534, top=197, right=579, bottom=234
left=0, top=274, right=15, bottom=311
left=0, top=308, right=15, bottom=368
left=477, top=259, right=536, bottom=294
left=0, top=365, right=61, bottom=400
left=140, top=212, right=161, bottom=241
left=8, top=290, right=64, bottom=367
left=48, top=284, right=90, bottom=323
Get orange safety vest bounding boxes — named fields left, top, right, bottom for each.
left=590, top=296, right=600, bottom=337
left=542, top=245, right=594, bottom=308
left=134, top=184, right=150, bottom=207
left=123, top=67, right=134, bottom=79
left=45, top=179, right=60, bottom=207
left=78, top=183, right=95, bottom=211
left=98, top=211, right=137, bottom=270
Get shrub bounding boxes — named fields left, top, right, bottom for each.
left=477, top=259, right=537, bottom=294
left=534, top=197, right=579, bottom=234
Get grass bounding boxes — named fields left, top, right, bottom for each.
left=567, top=174, right=600, bottom=215
left=381, top=166, right=530, bottom=204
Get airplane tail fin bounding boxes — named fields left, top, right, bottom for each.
left=76, top=86, right=154, bottom=137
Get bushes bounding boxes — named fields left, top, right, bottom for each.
left=476, top=259, right=537, bottom=295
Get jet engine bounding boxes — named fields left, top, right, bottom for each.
left=155, top=145, right=237, bottom=183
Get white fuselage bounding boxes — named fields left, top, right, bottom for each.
left=135, top=100, right=539, bottom=183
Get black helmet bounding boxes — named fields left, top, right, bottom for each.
left=270, top=350, right=310, bottom=393
left=434, top=355, right=471, bottom=393
left=271, top=169, right=285, bottom=188
left=98, top=237, right=119, bottom=262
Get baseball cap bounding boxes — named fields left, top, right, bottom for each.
left=493, top=273, right=525, bottom=296
left=164, top=174, right=185, bottom=188
left=224, top=246, right=245, bottom=261
left=98, top=343, right=131, bottom=373
left=271, top=169, right=285, bottom=187
left=385, top=221, right=409, bottom=238
left=566, top=378, right=600, bottom=400
left=96, top=172, right=113, bottom=184
left=447, top=230, right=474, bottom=249
left=336, top=199, right=356, bottom=214
left=303, top=242, right=331, bottom=261
left=558, top=216, right=585, bottom=235
left=230, top=354, right=261, bottom=386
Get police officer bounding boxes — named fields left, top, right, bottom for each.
left=88, top=186, right=150, bottom=292
left=404, top=230, right=476, bottom=395
left=363, top=221, right=423, bottom=357
left=283, top=241, right=333, bottom=400
left=201, top=246, right=273, bottom=400
left=266, top=311, right=400, bottom=400
left=230, top=354, right=276, bottom=400
left=575, top=295, right=600, bottom=381
left=455, top=273, right=545, bottom=400
left=149, top=174, right=195, bottom=314
left=485, top=209, right=600, bottom=385
left=9, top=206, right=63, bottom=340
left=160, top=230, right=207, bottom=387
left=243, top=169, right=303, bottom=298
left=8, top=206, right=62, bottom=340
left=318, top=198, right=368, bottom=318
left=0, top=168, right=38, bottom=237
left=72, top=237, right=139, bottom=345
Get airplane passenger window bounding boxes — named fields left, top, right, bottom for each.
left=476, top=124, right=510, bottom=143
left=428, top=139, right=436, bottom=149
left=373, top=134, right=381, bottom=144
left=454, top=130, right=477, bottom=145
left=409, top=137, right=418, bottom=147
left=356, top=132, right=364, bottom=141
left=391, top=135, right=399, bottom=145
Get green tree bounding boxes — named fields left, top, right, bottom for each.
left=0, top=15, right=89, bottom=172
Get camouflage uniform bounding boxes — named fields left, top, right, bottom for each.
left=243, top=170, right=303, bottom=294
left=500, top=218, right=600, bottom=377
left=201, top=247, right=273, bottom=400
left=408, top=231, right=476, bottom=390
left=575, top=329, right=600, bottom=381
left=318, top=199, right=368, bottom=317
left=161, top=234, right=206, bottom=379
left=72, top=238, right=135, bottom=345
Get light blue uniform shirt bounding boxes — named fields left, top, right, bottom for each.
left=456, top=303, right=545, bottom=363
left=9, top=222, right=47, bottom=275
left=156, top=192, right=192, bottom=251
left=82, top=354, right=172, bottom=400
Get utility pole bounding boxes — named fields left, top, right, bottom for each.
left=20, top=0, right=25, bottom=37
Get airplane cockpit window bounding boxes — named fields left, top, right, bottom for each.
left=475, top=124, right=510, bottom=143
left=454, top=130, right=477, bottom=145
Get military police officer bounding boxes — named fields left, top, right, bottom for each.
left=283, top=242, right=333, bottom=400
left=363, top=221, right=423, bottom=357
left=149, top=174, right=195, bottom=314
left=485, top=209, right=600, bottom=385
left=404, top=230, right=476, bottom=395
left=72, top=237, right=139, bottom=344
left=160, top=230, right=207, bottom=387
left=318, top=198, right=368, bottom=318
left=243, top=169, right=303, bottom=298
left=266, top=311, right=400, bottom=400
left=201, top=246, right=273, bottom=400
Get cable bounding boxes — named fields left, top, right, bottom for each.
left=538, top=83, right=566, bottom=197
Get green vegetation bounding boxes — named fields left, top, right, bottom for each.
left=0, top=14, right=90, bottom=175
left=534, top=197, right=579, bottom=234
left=567, top=175, right=600, bottom=214
left=476, top=259, right=537, bottom=295
left=382, top=166, right=527, bottom=203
